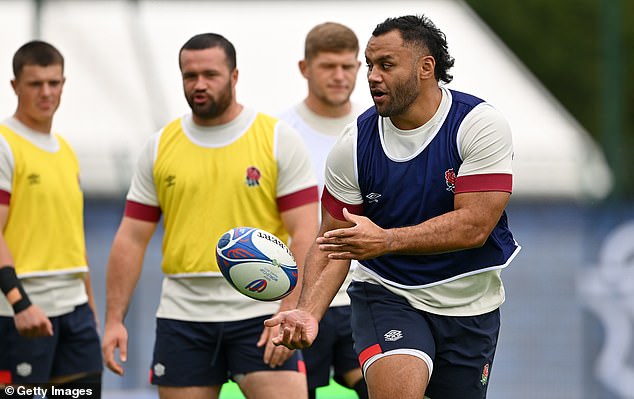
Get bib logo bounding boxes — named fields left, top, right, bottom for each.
left=246, top=166, right=261, bottom=187
left=28, top=173, right=40, bottom=185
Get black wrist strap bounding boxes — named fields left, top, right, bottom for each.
left=0, top=266, right=32, bottom=314
left=12, top=285, right=32, bottom=313
left=0, top=265, right=19, bottom=294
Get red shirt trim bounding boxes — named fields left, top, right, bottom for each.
left=455, top=173, right=512, bottom=194
left=124, top=200, right=162, bottom=222
left=0, top=190, right=10, bottom=205
left=321, top=188, right=364, bottom=221
left=277, top=186, right=319, bottom=212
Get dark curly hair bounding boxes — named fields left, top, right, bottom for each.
left=373, top=15, right=455, bottom=84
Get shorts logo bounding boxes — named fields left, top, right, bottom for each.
left=153, top=362, right=166, bottom=377
left=246, top=166, right=261, bottom=187
left=16, top=362, right=32, bottom=377
left=383, top=329, right=403, bottom=342
left=445, top=168, right=456, bottom=192
left=480, top=363, right=489, bottom=385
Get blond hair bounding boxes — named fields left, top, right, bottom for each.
left=304, top=22, right=359, bottom=60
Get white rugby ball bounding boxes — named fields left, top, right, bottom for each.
left=216, top=227, right=298, bottom=301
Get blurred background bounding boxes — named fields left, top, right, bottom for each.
left=0, top=1, right=632, bottom=398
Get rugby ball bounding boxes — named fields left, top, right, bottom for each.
left=216, top=227, right=298, bottom=301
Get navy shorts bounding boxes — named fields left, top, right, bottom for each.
left=348, top=282, right=500, bottom=399
left=0, top=303, right=103, bottom=384
left=302, top=305, right=358, bottom=390
left=150, top=315, right=305, bottom=387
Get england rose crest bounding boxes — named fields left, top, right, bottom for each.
left=445, top=168, right=456, bottom=192
left=245, top=166, right=261, bottom=187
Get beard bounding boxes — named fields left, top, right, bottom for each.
left=186, top=80, right=233, bottom=120
left=374, top=72, right=419, bottom=117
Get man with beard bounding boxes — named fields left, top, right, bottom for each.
left=266, top=15, right=520, bottom=399
left=102, top=33, right=318, bottom=399
left=278, top=22, right=368, bottom=399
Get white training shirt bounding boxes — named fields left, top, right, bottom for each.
left=325, top=87, right=515, bottom=316
left=127, top=107, right=318, bottom=322
left=278, top=101, right=368, bottom=307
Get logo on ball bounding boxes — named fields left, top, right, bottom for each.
left=245, top=279, right=268, bottom=293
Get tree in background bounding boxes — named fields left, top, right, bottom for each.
left=465, top=0, right=633, bottom=199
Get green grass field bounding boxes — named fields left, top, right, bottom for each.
left=219, top=379, right=357, bottom=399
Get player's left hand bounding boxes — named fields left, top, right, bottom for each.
left=317, top=208, right=392, bottom=260
left=257, top=323, right=294, bottom=368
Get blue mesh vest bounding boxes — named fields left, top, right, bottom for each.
left=355, top=90, right=519, bottom=288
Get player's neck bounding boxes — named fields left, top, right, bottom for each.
left=303, top=97, right=351, bottom=119
left=13, top=112, right=52, bottom=134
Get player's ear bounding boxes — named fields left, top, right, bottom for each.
left=419, top=55, right=435, bottom=80
left=299, top=60, right=309, bottom=78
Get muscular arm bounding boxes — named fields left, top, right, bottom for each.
left=392, top=191, right=510, bottom=253
left=263, top=207, right=352, bottom=350
left=102, top=216, right=157, bottom=375
left=259, top=200, right=319, bottom=366
left=278, top=202, right=319, bottom=311
left=299, top=207, right=353, bottom=318
left=0, top=206, right=12, bottom=267
left=319, top=191, right=511, bottom=260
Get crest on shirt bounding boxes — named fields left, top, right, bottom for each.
left=245, top=166, right=261, bottom=187
left=445, top=168, right=456, bottom=192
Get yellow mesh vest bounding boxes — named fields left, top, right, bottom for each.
left=0, top=125, right=87, bottom=277
left=154, top=113, right=289, bottom=276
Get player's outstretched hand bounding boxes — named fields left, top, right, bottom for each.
left=264, top=310, right=318, bottom=350
left=102, top=321, right=129, bottom=376
left=317, top=207, right=392, bottom=260
left=257, top=323, right=295, bottom=368
left=14, top=304, right=53, bottom=338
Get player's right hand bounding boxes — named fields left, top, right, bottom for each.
left=102, top=321, right=128, bottom=376
left=264, top=309, right=319, bottom=350
left=13, top=304, right=53, bottom=338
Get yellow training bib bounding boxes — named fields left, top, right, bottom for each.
left=0, top=125, right=87, bottom=277
left=154, top=114, right=289, bottom=276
